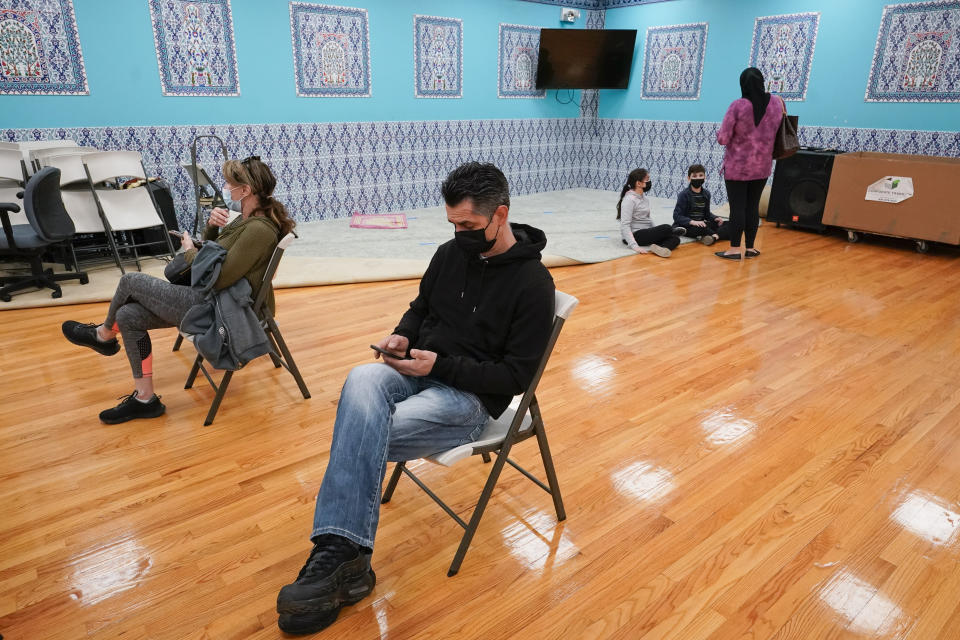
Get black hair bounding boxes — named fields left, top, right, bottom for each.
left=616, top=168, right=649, bottom=220
left=687, top=163, right=706, bottom=177
left=740, top=67, right=771, bottom=127
left=441, top=162, right=510, bottom=219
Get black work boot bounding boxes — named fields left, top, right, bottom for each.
left=98, top=392, right=166, bottom=424
left=62, top=321, right=120, bottom=356
left=276, top=534, right=376, bottom=635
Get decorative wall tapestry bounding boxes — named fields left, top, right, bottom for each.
left=498, top=23, right=544, bottom=99
left=640, top=22, right=707, bottom=100
left=413, top=15, right=462, bottom=99
left=749, top=13, right=819, bottom=101
left=0, top=0, right=87, bottom=95
left=290, top=2, right=370, bottom=97
left=148, top=0, right=240, bottom=96
left=866, top=0, right=960, bottom=102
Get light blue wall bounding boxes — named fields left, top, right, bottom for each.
left=601, top=0, right=960, bottom=131
left=2, top=0, right=585, bottom=128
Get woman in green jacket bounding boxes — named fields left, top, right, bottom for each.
left=61, top=156, right=296, bottom=424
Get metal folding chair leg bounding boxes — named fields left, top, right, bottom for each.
left=172, top=334, right=184, bottom=352
left=266, top=331, right=283, bottom=368
left=266, top=318, right=311, bottom=399
left=447, top=445, right=514, bottom=577
left=105, top=230, right=125, bottom=274
left=381, top=462, right=405, bottom=504
left=205, top=370, right=233, bottom=426
left=535, top=424, right=566, bottom=521
left=185, top=354, right=203, bottom=388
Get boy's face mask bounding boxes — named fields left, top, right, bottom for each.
left=690, top=178, right=705, bottom=189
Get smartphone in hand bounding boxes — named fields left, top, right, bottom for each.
left=169, top=230, right=184, bottom=239
left=370, top=344, right=412, bottom=360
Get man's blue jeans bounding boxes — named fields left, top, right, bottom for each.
left=311, top=363, right=490, bottom=549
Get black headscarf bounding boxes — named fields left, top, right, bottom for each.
left=740, top=67, right=771, bottom=127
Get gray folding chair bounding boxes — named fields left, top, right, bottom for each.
left=82, top=151, right=176, bottom=273
left=381, top=290, right=578, bottom=576
left=178, top=233, right=311, bottom=425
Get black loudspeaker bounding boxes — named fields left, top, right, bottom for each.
left=134, top=179, right=180, bottom=254
left=768, top=148, right=840, bottom=231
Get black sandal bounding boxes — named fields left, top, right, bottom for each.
left=745, top=249, right=761, bottom=258
left=715, top=251, right=742, bottom=260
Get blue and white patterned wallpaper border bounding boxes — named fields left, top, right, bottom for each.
left=585, top=119, right=960, bottom=205
left=517, top=0, right=675, bottom=8
left=2, top=119, right=591, bottom=229
left=516, top=0, right=602, bottom=9
left=4, top=118, right=959, bottom=228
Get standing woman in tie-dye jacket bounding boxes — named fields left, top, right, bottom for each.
left=715, top=67, right=784, bottom=260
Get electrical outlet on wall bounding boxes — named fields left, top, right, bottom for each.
left=560, top=8, right=580, bottom=23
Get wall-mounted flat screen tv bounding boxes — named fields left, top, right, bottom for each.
left=536, top=29, right=637, bottom=90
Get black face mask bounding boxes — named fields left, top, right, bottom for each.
left=690, top=178, right=705, bottom=189
left=455, top=220, right=498, bottom=256
left=643, top=180, right=653, bottom=193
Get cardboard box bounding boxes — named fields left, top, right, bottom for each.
left=822, top=151, right=960, bottom=245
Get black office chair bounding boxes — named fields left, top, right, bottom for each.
left=0, top=166, right=88, bottom=301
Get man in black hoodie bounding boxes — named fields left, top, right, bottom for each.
left=276, top=163, right=555, bottom=635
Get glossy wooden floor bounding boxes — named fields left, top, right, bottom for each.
left=3, top=226, right=960, bottom=640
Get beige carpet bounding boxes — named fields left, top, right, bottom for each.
left=1, top=184, right=762, bottom=311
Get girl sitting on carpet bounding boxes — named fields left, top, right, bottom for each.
left=617, top=168, right=683, bottom=258
left=61, top=156, right=295, bottom=424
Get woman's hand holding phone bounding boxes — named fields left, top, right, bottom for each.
left=170, top=229, right=197, bottom=251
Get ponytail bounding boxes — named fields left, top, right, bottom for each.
left=251, top=195, right=296, bottom=237
left=616, top=168, right=649, bottom=220
left=615, top=183, right=630, bottom=220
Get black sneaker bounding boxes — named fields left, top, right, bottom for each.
left=62, top=321, right=120, bottom=356
left=672, top=226, right=687, bottom=236
left=99, top=392, right=166, bottom=424
left=277, top=534, right=376, bottom=635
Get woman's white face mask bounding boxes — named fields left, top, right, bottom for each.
left=222, top=184, right=245, bottom=212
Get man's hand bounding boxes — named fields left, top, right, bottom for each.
left=373, top=334, right=409, bottom=359
left=382, top=349, right=436, bottom=377
left=208, top=207, right=230, bottom=228
left=691, top=220, right=708, bottom=228
left=180, top=230, right=196, bottom=251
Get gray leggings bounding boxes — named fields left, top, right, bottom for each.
left=104, top=272, right=205, bottom=378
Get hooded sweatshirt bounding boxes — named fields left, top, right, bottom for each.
left=393, top=223, right=556, bottom=418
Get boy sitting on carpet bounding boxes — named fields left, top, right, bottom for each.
left=673, top=164, right=729, bottom=246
